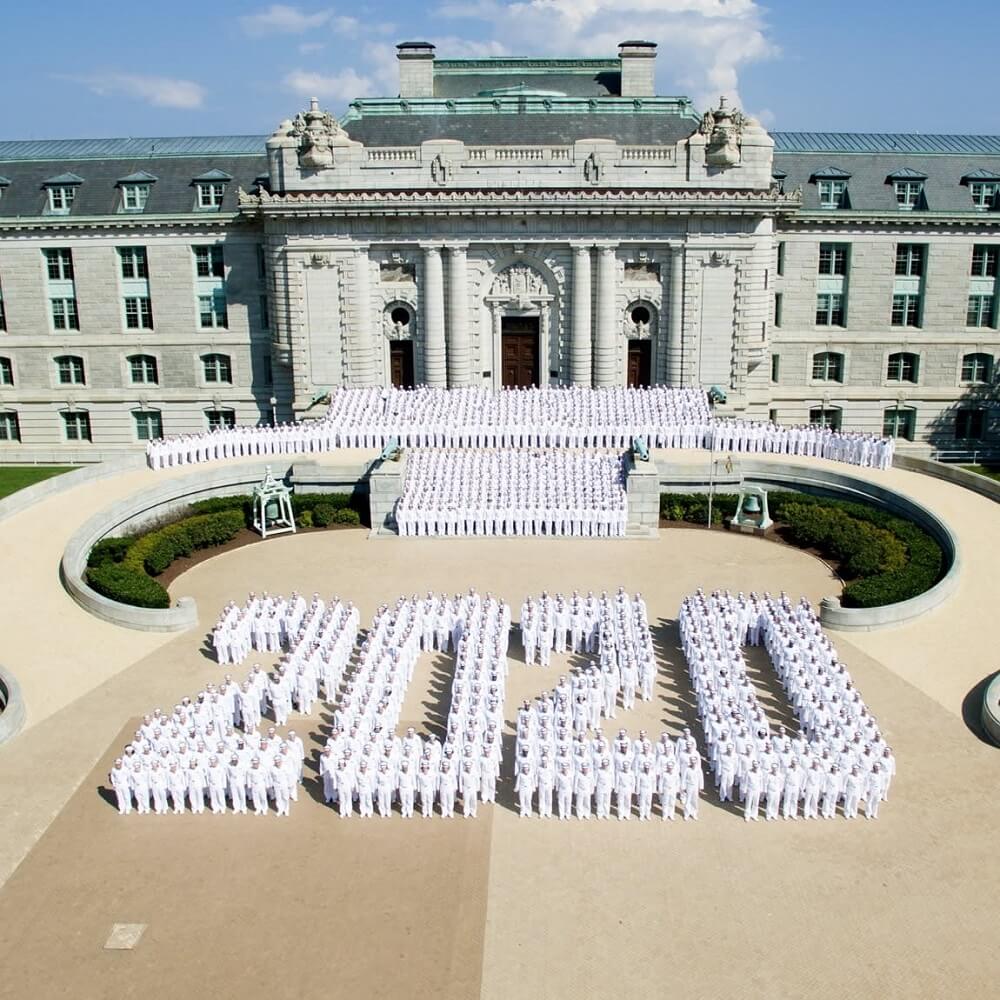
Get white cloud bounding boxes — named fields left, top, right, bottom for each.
left=70, top=72, right=206, bottom=109
left=298, top=41, right=327, bottom=53
left=332, top=14, right=361, bottom=36
left=240, top=4, right=332, bottom=36
left=435, top=0, right=777, bottom=111
left=284, top=68, right=374, bottom=102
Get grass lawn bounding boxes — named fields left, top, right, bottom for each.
left=0, top=465, right=78, bottom=501
left=960, top=464, right=1000, bottom=482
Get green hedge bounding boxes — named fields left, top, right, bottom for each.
left=659, top=490, right=944, bottom=609
left=87, top=563, right=171, bottom=609
left=188, top=491, right=365, bottom=528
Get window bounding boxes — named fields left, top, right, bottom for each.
left=194, top=245, right=225, bottom=278
left=954, top=409, right=986, bottom=441
left=124, top=297, right=154, bottom=330
left=970, top=182, right=998, bottom=211
left=971, top=246, right=999, bottom=277
left=128, top=354, right=158, bottom=384
left=818, top=179, right=847, bottom=209
left=257, top=245, right=267, bottom=280
left=51, top=298, right=80, bottom=330
left=44, top=248, right=74, bottom=280
left=894, top=180, right=923, bottom=210
left=197, top=182, right=225, bottom=209
left=262, top=353, right=273, bottom=385
left=119, top=247, right=148, bottom=279
left=0, top=357, right=11, bottom=385
left=816, top=293, right=845, bottom=326
left=882, top=408, right=915, bottom=441
left=812, top=352, right=844, bottom=382
left=121, top=184, right=150, bottom=212
left=891, top=294, right=921, bottom=327
left=961, top=353, right=993, bottom=384
left=810, top=407, right=842, bottom=430
left=776, top=242, right=786, bottom=276
left=967, top=295, right=995, bottom=328
left=133, top=411, right=163, bottom=441
left=55, top=355, right=85, bottom=385
left=895, top=244, right=925, bottom=276
left=47, top=186, right=75, bottom=213
left=818, top=244, right=848, bottom=275
left=206, top=409, right=235, bottom=431
left=770, top=354, right=780, bottom=383
left=0, top=412, right=19, bottom=442
left=62, top=411, right=91, bottom=442
left=887, top=352, right=919, bottom=383
left=774, top=292, right=782, bottom=327
left=199, top=293, right=229, bottom=329
left=202, top=353, right=232, bottom=383
left=260, top=294, right=270, bottom=330
left=0, top=280, right=6, bottom=331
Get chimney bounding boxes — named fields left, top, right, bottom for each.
left=618, top=40, right=657, bottom=98
left=397, top=41, right=436, bottom=98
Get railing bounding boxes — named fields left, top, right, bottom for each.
left=365, top=148, right=420, bottom=163
left=466, top=147, right=572, bottom=163
left=621, top=147, right=675, bottom=163
left=929, top=448, right=1000, bottom=465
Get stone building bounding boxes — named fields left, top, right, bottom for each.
left=0, top=40, right=997, bottom=461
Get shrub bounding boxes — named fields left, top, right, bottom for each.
left=86, top=563, right=170, bottom=609
left=87, top=536, right=131, bottom=567
left=312, top=503, right=335, bottom=528
left=659, top=493, right=737, bottom=525
left=297, top=510, right=314, bottom=529
left=332, top=507, right=361, bottom=525
left=189, top=494, right=254, bottom=526
left=291, top=492, right=352, bottom=515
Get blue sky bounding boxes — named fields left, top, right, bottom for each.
left=2, top=1, right=997, bottom=140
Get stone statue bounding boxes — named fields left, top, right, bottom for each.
left=430, top=154, right=454, bottom=185
left=699, top=96, right=747, bottom=168
left=290, top=98, right=345, bottom=170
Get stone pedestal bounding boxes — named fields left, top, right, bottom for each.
left=368, top=452, right=407, bottom=536
left=624, top=453, right=660, bottom=538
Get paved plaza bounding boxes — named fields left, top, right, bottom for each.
left=0, top=454, right=998, bottom=999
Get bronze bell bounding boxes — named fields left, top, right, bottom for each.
left=743, top=495, right=761, bottom=515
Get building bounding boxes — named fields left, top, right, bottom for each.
left=0, top=40, right=997, bottom=462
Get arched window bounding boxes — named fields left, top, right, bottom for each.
left=961, top=352, right=993, bottom=384
left=55, top=355, right=85, bottom=385
left=811, top=352, right=844, bottom=383
left=128, top=354, right=158, bottom=385
left=883, top=407, right=916, bottom=441
left=886, top=352, right=919, bottom=384
left=0, top=357, right=12, bottom=386
left=202, top=353, right=232, bottom=384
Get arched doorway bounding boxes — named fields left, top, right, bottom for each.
left=389, top=340, right=415, bottom=388
left=627, top=339, right=652, bottom=387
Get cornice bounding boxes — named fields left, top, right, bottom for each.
left=0, top=211, right=244, bottom=235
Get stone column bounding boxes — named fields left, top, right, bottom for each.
left=350, top=248, right=377, bottom=385
left=446, top=244, right=470, bottom=387
left=666, top=244, right=685, bottom=386
left=594, top=244, right=619, bottom=387
left=571, top=244, right=593, bottom=386
left=422, top=246, right=446, bottom=388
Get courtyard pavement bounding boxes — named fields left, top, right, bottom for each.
left=0, top=451, right=997, bottom=999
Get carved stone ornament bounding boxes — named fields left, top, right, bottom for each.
left=491, top=264, right=546, bottom=300
left=699, top=96, right=747, bottom=168
left=310, top=252, right=331, bottom=268
left=430, top=154, right=454, bottom=185
left=290, top=97, right=345, bottom=170
left=583, top=152, right=603, bottom=184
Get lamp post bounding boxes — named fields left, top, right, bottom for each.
left=269, top=395, right=277, bottom=427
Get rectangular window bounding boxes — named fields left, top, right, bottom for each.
left=262, top=353, right=273, bottom=385
left=0, top=287, right=5, bottom=331
left=203, top=355, right=232, bottom=383
left=62, top=411, right=91, bottom=442
left=0, top=357, right=12, bottom=385
left=891, top=294, right=921, bottom=327
left=259, top=294, right=270, bottom=330
left=970, top=182, right=998, bottom=211
left=776, top=242, right=786, bottom=276
left=883, top=408, right=915, bottom=441
left=257, top=245, right=267, bottom=280
left=967, top=295, right=995, bottom=328
left=0, top=412, right=19, bottom=442
left=812, top=353, right=844, bottom=382
left=197, top=183, right=226, bottom=209
left=44, top=248, right=74, bottom=281
left=124, top=297, right=154, bottom=330
left=818, top=180, right=847, bottom=209
left=818, top=243, right=848, bottom=275
left=134, top=412, right=163, bottom=441
left=895, top=244, right=925, bottom=276
left=129, top=356, right=158, bottom=384
left=199, top=293, right=228, bottom=329
left=810, top=408, right=842, bottom=430
left=194, top=245, right=225, bottom=278
left=961, top=354, right=992, bottom=383
left=770, top=354, right=780, bottom=383
left=894, top=181, right=923, bottom=210
left=773, top=292, right=782, bottom=328
left=816, top=293, right=845, bottom=326
left=119, top=247, right=148, bottom=279
left=887, top=354, right=919, bottom=383
left=121, top=184, right=150, bottom=212
left=955, top=409, right=986, bottom=441
left=206, top=409, right=235, bottom=431
left=57, top=356, right=85, bottom=385
left=47, top=186, right=75, bottom=213
left=768, top=408, right=778, bottom=423
left=51, top=298, right=80, bottom=330
left=972, top=246, right=999, bottom=277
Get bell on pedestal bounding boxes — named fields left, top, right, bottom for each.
left=743, top=495, right=761, bottom=515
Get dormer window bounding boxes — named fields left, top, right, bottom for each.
left=811, top=167, right=851, bottom=210
left=43, top=172, right=84, bottom=215
left=887, top=168, right=927, bottom=211
left=122, top=184, right=150, bottom=211
left=963, top=171, right=1000, bottom=212
left=192, top=169, right=233, bottom=211
left=0, top=177, right=9, bottom=204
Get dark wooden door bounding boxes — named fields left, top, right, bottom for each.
left=627, top=339, right=652, bottom=388
left=389, top=340, right=414, bottom=388
left=501, top=318, right=539, bottom=387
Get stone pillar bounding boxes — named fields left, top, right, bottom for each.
left=349, top=248, right=376, bottom=385
left=594, top=244, right=619, bottom=387
left=368, top=452, right=408, bottom=536
left=447, top=244, right=470, bottom=387
left=666, top=244, right=684, bottom=386
left=571, top=245, right=593, bottom=386
left=422, top=246, right=446, bottom=388
left=624, top=452, right=660, bottom=537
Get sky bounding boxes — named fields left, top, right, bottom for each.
left=2, top=0, right=997, bottom=141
